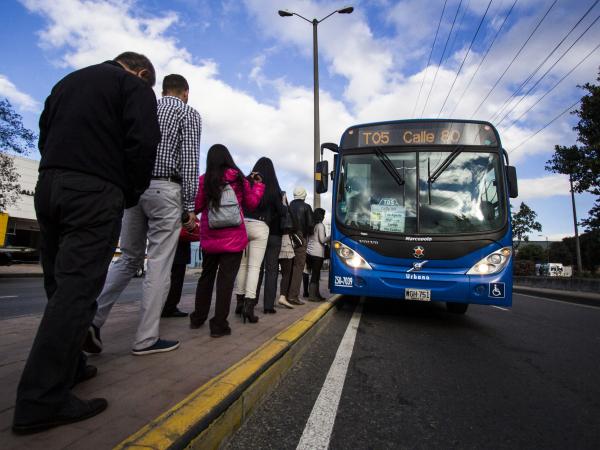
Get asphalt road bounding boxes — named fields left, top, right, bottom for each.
left=227, top=294, right=600, bottom=449
left=0, top=275, right=200, bottom=319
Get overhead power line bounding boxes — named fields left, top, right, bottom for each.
left=412, top=0, right=448, bottom=118
left=490, top=0, right=600, bottom=124
left=497, top=13, right=600, bottom=127
left=502, top=42, right=600, bottom=133
left=449, top=0, right=518, bottom=117
left=438, top=0, right=493, bottom=117
left=471, top=0, right=558, bottom=118
left=508, top=98, right=580, bottom=154
left=421, top=0, right=464, bottom=117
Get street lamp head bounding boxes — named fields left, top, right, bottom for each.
left=278, top=10, right=293, bottom=17
left=337, top=6, right=354, bottom=14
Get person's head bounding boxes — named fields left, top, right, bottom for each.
left=293, top=186, right=307, bottom=201
left=162, top=74, right=189, bottom=103
left=313, top=208, right=325, bottom=224
left=114, top=52, right=156, bottom=87
left=252, top=157, right=281, bottom=209
left=204, top=144, right=242, bottom=210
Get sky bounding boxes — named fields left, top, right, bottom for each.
left=1, top=0, right=598, bottom=240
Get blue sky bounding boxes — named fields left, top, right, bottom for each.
left=1, top=0, right=598, bottom=239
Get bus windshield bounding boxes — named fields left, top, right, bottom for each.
left=336, top=150, right=506, bottom=235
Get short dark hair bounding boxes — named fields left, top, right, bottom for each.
left=114, top=52, right=156, bottom=87
left=162, top=74, right=189, bottom=95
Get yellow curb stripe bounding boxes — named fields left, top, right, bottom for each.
left=115, top=296, right=339, bottom=449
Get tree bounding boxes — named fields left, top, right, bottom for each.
left=516, top=243, right=545, bottom=262
left=548, top=241, right=572, bottom=266
left=511, top=202, right=542, bottom=248
left=0, top=98, right=36, bottom=211
left=580, top=199, right=600, bottom=232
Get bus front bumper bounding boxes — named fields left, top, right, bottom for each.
left=329, top=264, right=512, bottom=306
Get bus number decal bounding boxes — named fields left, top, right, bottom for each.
left=334, top=276, right=353, bottom=287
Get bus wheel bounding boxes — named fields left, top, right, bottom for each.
left=446, top=302, right=469, bottom=314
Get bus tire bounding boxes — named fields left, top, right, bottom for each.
left=446, top=302, right=469, bottom=314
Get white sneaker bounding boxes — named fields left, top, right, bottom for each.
left=277, top=295, right=294, bottom=309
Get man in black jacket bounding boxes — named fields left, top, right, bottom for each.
left=287, top=186, right=314, bottom=304
left=12, top=52, right=161, bottom=434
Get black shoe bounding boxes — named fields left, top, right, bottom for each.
left=242, top=298, right=259, bottom=323
left=288, top=298, right=305, bottom=306
left=131, top=338, right=180, bottom=356
left=72, top=365, right=98, bottom=387
left=264, top=308, right=277, bottom=314
left=161, top=309, right=188, bottom=318
left=234, top=294, right=245, bottom=315
left=210, top=327, right=232, bottom=338
left=82, top=325, right=102, bottom=354
left=12, top=396, right=108, bottom=435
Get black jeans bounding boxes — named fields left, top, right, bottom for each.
left=163, top=241, right=191, bottom=314
left=306, top=254, right=324, bottom=285
left=255, top=234, right=282, bottom=310
left=15, top=169, right=123, bottom=424
left=191, top=251, right=242, bottom=332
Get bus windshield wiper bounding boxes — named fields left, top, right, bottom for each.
left=374, top=146, right=404, bottom=187
left=428, top=145, right=463, bottom=184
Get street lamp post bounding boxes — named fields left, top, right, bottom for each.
left=278, top=6, right=354, bottom=209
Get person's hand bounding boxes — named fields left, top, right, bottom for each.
left=250, top=172, right=263, bottom=183
left=183, top=212, right=197, bottom=232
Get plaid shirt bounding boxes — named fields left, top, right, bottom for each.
left=153, top=96, right=201, bottom=211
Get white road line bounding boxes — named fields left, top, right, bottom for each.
left=0, top=295, right=18, bottom=299
left=518, top=293, right=600, bottom=311
left=297, top=298, right=364, bottom=450
left=491, top=305, right=509, bottom=311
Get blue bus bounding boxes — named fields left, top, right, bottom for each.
left=315, top=119, right=519, bottom=314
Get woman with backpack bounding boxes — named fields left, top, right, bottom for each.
left=190, top=144, right=264, bottom=337
left=306, top=208, right=329, bottom=301
left=234, top=157, right=285, bottom=322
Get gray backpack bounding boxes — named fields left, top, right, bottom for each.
left=208, top=183, right=242, bottom=229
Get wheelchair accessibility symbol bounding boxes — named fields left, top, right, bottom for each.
left=489, top=282, right=505, bottom=298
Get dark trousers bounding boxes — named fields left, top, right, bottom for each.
left=256, top=234, right=282, bottom=309
left=15, top=169, right=123, bottom=424
left=163, top=241, right=191, bottom=314
left=191, top=251, right=242, bottom=332
left=306, top=254, right=324, bottom=285
left=279, top=258, right=294, bottom=298
left=288, top=239, right=307, bottom=300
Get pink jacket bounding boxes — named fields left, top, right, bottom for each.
left=195, top=168, right=265, bottom=254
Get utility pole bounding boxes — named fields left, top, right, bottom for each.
left=569, top=174, right=583, bottom=273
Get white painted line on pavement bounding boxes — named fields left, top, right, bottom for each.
left=491, top=306, right=509, bottom=311
left=297, top=297, right=364, bottom=450
left=0, top=295, right=18, bottom=299
left=518, top=293, right=600, bottom=311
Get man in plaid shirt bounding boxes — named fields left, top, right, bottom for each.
left=84, top=74, right=201, bottom=356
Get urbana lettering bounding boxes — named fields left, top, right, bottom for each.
left=405, top=274, right=430, bottom=280
left=405, top=236, right=433, bottom=242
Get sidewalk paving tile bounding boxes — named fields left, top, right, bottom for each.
left=0, top=276, right=330, bottom=449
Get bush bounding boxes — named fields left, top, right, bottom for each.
left=513, top=260, right=535, bottom=276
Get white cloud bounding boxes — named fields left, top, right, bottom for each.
left=517, top=174, right=571, bottom=201
left=0, top=74, right=40, bottom=112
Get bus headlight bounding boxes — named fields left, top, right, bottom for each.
left=467, top=247, right=512, bottom=275
left=333, top=241, right=372, bottom=270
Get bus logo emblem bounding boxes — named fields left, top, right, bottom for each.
left=408, top=260, right=428, bottom=272
left=413, top=246, right=425, bottom=258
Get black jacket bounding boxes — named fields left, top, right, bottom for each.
left=289, top=199, right=314, bottom=237
left=244, top=190, right=287, bottom=235
left=38, top=61, right=161, bottom=207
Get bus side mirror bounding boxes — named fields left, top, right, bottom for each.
left=315, top=160, right=329, bottom=194
left=321, top=142, right=339, bottom=154
left=507, top=166, right=518, bottom=198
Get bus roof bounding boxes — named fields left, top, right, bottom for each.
left=339, top=119, right=501, bottom=150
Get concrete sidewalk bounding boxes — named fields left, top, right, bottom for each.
left=513, top=285, right=600, bottom=307
left=0, top=264, right=43, bottom=278
left=0, top=277, right=330, bottom=449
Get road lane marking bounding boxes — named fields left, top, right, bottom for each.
left=491, top=306, right=509, bottom=311
left=0, top=295, right=18, bottom=299
left=297, top=298, right=364, bottom=450
left=518, top=293, right=600, bottom=311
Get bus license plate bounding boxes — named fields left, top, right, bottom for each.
left=405, top=288, right=431, bottom=301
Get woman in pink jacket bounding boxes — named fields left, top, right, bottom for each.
left=190, top=144, right=265, bottom=337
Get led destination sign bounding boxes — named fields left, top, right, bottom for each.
left=342, top=121, right=498, bottom=148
